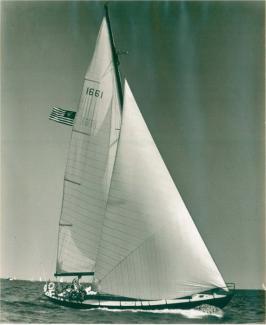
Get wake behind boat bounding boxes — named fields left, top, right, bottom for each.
left=44, top=4, right=234, bottom=310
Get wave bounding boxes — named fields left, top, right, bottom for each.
left=1, top=299, right=60, bottom=310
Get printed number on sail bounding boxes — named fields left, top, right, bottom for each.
left=86, top=88, right=103, bottom=98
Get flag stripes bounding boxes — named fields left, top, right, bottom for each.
left=49, top=107, right=76, bottom=126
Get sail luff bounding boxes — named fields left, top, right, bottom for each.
left=54, top=170, right=67, bottom=277
left=104, top=4, right=123, bottom=108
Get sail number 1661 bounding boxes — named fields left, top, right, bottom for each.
left=86, top=87, right=103, bottom=98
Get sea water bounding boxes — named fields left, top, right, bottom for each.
left=0, top=279, right=265, bottom=323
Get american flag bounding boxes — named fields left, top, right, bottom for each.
left=49, top=107, right=76, bottom=126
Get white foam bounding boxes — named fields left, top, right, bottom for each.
left=86, top=307, right=224, bottom=319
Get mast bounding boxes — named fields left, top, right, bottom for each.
left=104, top=3, right=123, bottom=108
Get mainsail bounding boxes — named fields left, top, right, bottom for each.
left=55, top=16, right=227, bottom=301
left=55, top=18, right=121, bottom=275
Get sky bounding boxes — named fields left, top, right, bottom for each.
left=1, top=1, right=265, bottom=289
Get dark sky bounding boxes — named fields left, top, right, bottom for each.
left=1, top=1, right=265, bottom=289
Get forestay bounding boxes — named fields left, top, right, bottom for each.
left=95, top=81, right=226, bottom=300
left=56, top=18, right=121, bottom=275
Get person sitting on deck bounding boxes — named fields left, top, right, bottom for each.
left=72, top=275, right=82, bottom=291
left=85, top=286, right=97, bottom=295
left=70, top=275, right=86, bottom=302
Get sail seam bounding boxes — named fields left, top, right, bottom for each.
left=99, top=220, right=173, bottom=283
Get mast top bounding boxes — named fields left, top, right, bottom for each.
left=104, top=3, right=123, bottom=108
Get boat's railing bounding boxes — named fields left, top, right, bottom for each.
left=212, top=283, right=235, bottom=296
left=225, top=282, right=236, bottom=291
left=204, top=283, right=235, bottom=298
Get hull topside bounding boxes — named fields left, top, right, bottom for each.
left=44, top=291, right=233, bottom=310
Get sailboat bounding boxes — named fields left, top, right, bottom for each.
left=44, top=5, right=234, bottom=310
